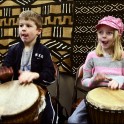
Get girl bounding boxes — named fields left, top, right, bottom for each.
left=68, top=16, right=124, bottom=124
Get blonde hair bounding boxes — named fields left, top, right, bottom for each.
left=95, top=30, right=123, bottom=60
left=19, top=10, right=42, bottom=29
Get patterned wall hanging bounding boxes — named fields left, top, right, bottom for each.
left=72, top=0, right=124, bottom=75
left=1, top=0, right=124, bottom=76
left=0, top=0, right=73, bottom=75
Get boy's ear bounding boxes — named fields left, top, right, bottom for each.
left=37, top=28, right=42, bottom=35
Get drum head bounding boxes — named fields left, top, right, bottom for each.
left=0, top=80, right=39, bottom=115
left=86, top=87, right=124, bottom=110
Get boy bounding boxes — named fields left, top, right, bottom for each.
left=0, top=10, right=56, bottom=124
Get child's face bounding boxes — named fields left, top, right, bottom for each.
left=19, top=19, right=41, bottom=45
left=97, top=25, right=114, bottom=51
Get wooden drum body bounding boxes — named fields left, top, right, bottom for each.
left=85, top=87, right=124, bottom=124
left=0, top=80, right=46, bottom=124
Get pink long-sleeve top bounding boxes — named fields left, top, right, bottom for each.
left=81, top=51, right=124, bottom=89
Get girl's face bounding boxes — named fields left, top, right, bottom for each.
left=97, top=25, right=114, bottom=52
left=19, top=19, right=41, bottom=45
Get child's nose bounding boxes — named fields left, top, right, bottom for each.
left=102, top=32, right=107, bottom=37
left=22, top=25, right=26, bottom=30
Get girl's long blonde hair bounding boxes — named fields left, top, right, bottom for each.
left=95, top=30, right=123, bottom=61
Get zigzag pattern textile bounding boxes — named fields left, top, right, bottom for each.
left=72, top=0, right=124, bottom=75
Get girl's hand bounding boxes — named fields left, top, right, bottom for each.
left=18, top=70, right=39, bottom=85
left=108, top=80, right=119, bottom=90
left=93, top=73, right=109, bottom=83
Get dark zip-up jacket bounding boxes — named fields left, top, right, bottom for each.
left=3, top=37, right=55, bottom=87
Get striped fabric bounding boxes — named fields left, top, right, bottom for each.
left=81, top=51, right=124, bottom=89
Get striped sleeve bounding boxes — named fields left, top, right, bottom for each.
left=81, top=51, right=96, bottom=88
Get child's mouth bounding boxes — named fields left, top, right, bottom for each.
left=22, top=34, right=28, bottom=37
left=102, top=41, right=108, bottom=44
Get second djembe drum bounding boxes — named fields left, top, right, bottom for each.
left=85, top=87, right=124, bottom=124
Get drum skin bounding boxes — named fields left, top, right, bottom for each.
left=0, top=80, right=45, bottom=124
left=85, top=87, right=124, bottom=124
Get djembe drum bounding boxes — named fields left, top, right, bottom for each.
left=85, top=87, right=124, bottom=124
left=0, top=80, right=46, bottom=124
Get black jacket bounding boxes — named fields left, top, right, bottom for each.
left=3, top=37, right=55, bottom=87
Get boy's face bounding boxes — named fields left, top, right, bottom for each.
left=19, top=19, right=41, bottom=45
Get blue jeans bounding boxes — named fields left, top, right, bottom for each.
left=68, top=99, right=88, bottom=124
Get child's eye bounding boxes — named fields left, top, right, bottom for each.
left=107, top=32, right=113, bottom=35
left=27, top=24, right=32, bottom=27
left=19, top=24, right=23, bottom=27
left=97, top=30, right=103, bottom=34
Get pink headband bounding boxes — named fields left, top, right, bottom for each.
left=96, top=16, right=124, bottom=36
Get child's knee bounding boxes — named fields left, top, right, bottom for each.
left=68, top=116, right=75, bottom=123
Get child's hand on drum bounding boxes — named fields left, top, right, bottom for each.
left=0, top=66, right=13, bottom=81
left=18, top=70, right=39, bottom=85
left=93, top=73, right=111, bottom=84
left=108, top=80, right=119, bottom=90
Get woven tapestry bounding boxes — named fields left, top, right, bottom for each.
left=0, top=0, right=73, bottom=74
left=72, top=0, right=124, bottom=75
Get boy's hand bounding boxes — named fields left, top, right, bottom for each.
left=18, top=70, right=39, bottom=85
left=0, top=66, right=13, bottom=81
